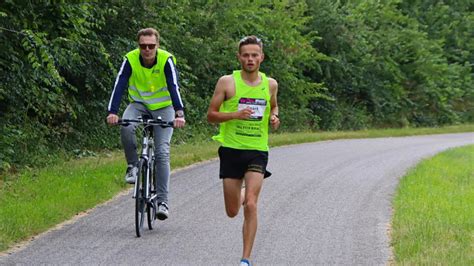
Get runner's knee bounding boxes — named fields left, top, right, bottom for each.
left=243, top=200, right=257, bottom=214
left=226, top=206, right=239, bottom=218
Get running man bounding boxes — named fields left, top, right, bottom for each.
left=207, top=35, right=280, bottom=266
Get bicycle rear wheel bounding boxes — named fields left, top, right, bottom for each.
left=135, top=159, right=146, bottom=237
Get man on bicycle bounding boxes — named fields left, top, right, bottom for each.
left=207, top=36, right=280, bottom=266
left=106, top=28, right=185, bottom=220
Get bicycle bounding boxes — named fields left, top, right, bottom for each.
left=118, top=116, right=174, bottom=237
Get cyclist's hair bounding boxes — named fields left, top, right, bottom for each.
left=238, top=35, right=263, bottom=53
left=137, top=28, right=160, bottom=42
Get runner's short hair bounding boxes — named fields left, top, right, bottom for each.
left=238, top=35, right=263, bottom=52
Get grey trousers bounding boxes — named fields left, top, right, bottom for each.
left=121, top=102, right=174, bottom=203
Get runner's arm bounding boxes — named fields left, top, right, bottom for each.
left=207, top=76, right=253, bottom=123
left=269, top=78, right=280, bottom=130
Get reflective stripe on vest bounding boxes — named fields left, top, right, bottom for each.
left=125, top=49, right=176, bottom=110
left=128, top=85, right=168, bottom=97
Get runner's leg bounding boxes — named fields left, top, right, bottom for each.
left=242, top=171, right=264, bottom=260
left=223, top=178, right=244, bottom=217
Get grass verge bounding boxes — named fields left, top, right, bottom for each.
left=0, top=124, right=473, bottom=252
left=391, top=145, right=474, bottom=264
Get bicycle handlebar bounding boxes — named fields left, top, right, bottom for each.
left=117, top=117, right=174, bottom=128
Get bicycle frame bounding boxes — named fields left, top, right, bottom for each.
left=133, top=126, right=154, bottom=200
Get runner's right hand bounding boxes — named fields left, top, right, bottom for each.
left=235, top=107, right=254, bottom=120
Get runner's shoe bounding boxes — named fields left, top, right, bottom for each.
left=240, top=259, right=251, bottom=266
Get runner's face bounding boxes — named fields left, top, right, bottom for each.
left=138, top=35, right=158, bottom=61
left=238, top=44, right=264, bottom=73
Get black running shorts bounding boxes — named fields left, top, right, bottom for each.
left=218, top=146, right=272, bottom=179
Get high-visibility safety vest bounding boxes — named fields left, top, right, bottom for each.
left=125, top=48, right=176, bottom=110
left=212, top=70, right=271, bottom=151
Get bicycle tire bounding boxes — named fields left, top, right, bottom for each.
left=146, top=200, right=156, bottom=230
left=147, top=149, right=156, bottom=230
left=135, top=159, right=146, bottom=237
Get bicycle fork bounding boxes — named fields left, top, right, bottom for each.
left=133, top=136, right=150, bottom=199
left=132, top=136, right=158, bottom=205
left=148, top=145, right=158, bottom=202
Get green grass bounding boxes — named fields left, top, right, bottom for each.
left=0, top=124, right=473, bottom=252
left=391, top=145, right=474, bottom=265
left=0, top=155, right=128, bottom=251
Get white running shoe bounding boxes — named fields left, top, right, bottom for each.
left=240, top=259, right=251, bottom=266
left=124, top=164, right=138, bottom=184
left=156, top=202, right=169, bottom=220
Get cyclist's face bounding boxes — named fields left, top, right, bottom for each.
left=138, top=35, right=158, bottom=61
left=238, top=44, right=264, bottom=73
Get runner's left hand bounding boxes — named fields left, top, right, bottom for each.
left=270, top=114, right=280, bottom=130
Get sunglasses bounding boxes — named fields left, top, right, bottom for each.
left=139, top=43, right=156, bottom=50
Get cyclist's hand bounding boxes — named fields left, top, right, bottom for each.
left=235, top=107, right=254, bottom=120
left=107, top=113, right=119, bottom=125
left=174, top=117, right=186, bottom=128
left=270, top=114, right=280, bottom=130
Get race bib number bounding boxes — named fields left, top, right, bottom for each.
left=238, top=98, right=267, bottom=121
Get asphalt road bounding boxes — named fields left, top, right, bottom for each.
left=1, top=133, right=473, bottom=265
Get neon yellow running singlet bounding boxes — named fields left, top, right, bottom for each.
left=212, top=70, right=271, bottom=151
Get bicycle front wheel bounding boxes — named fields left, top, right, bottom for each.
left=147, top=158, right=156, bottom=230
left=147, top=200, right=156, bottom=230
left=135, top=159, right=146, bottom=237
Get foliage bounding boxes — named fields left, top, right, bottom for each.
left=0, top=0, right=472, bottom=173
left=0, top=2, right=117, bottom=172
left=305, top=0, right=472, bottom=128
